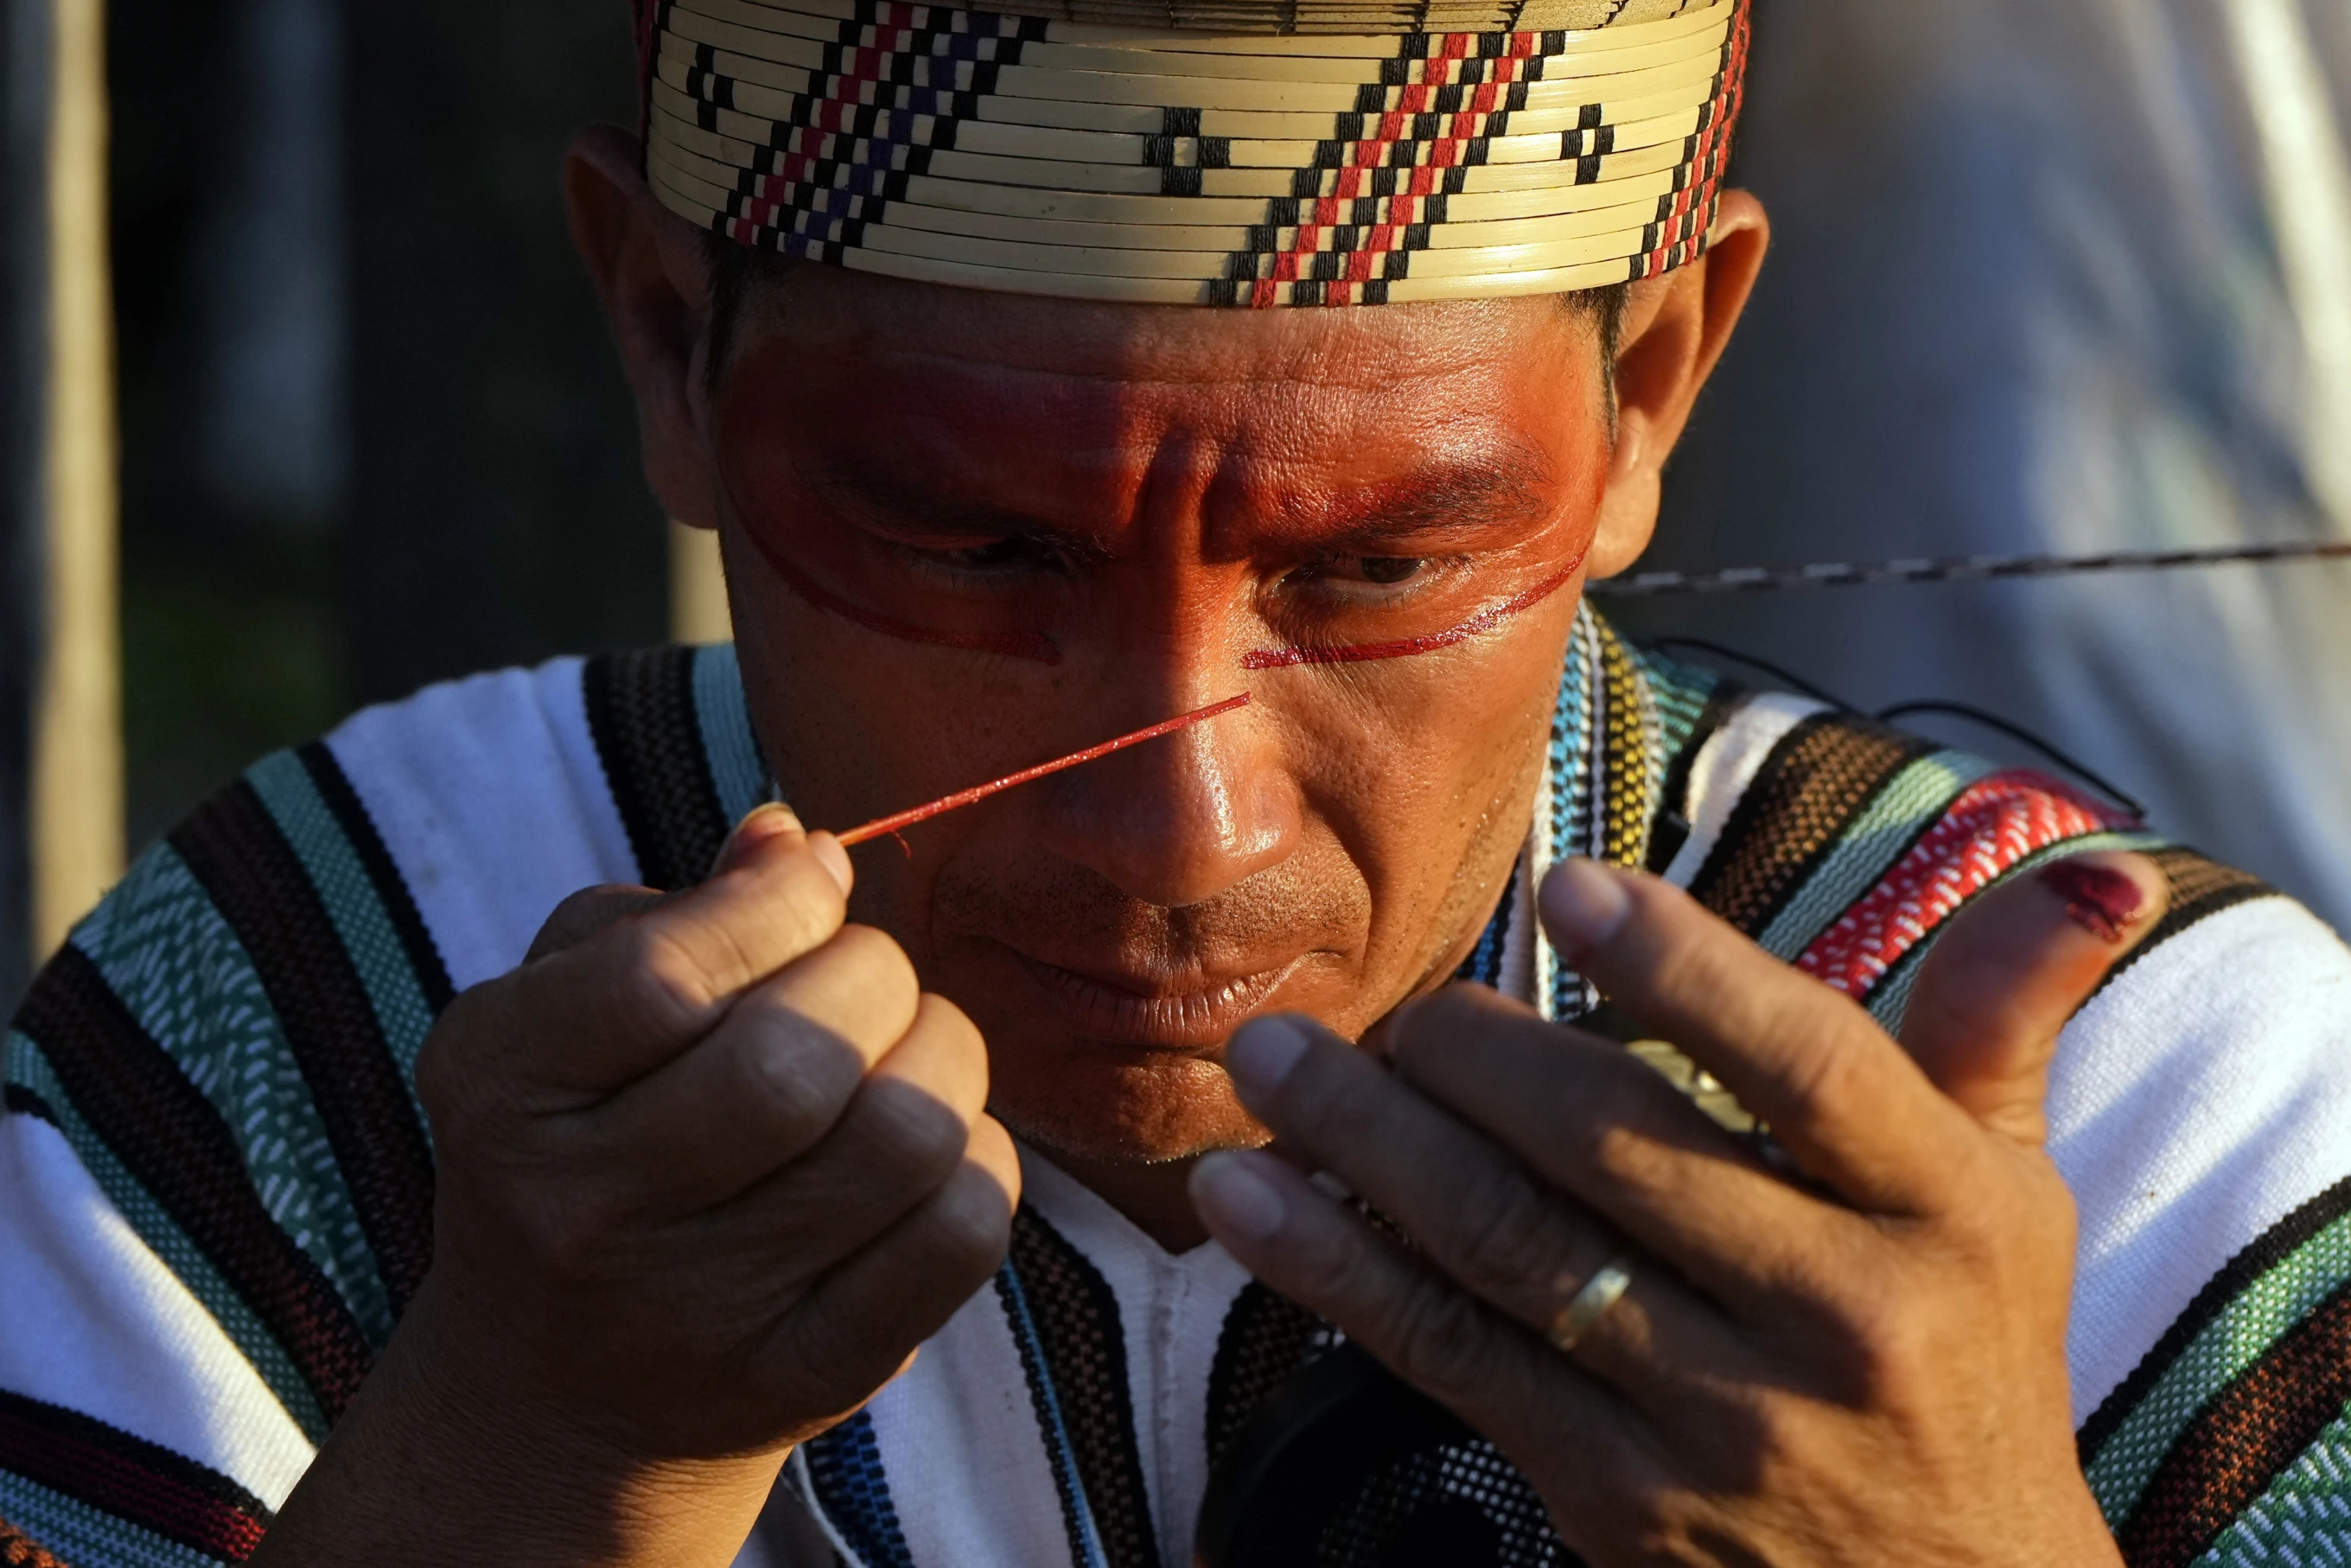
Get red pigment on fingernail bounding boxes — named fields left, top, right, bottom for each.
left=1242, top=554, right=1586, bottom=670
left=2040, top=860, right=2146, bottom=945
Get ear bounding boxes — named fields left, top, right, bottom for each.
left=1585, top=190, right=1770, bottom=579
left=564, top=124, right=727, bottom=531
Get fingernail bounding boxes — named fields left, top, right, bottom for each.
left=1191, top=1152, right=1288, bottom=1244
left=1225, top=1017, right=1310, bottom=1106
left=712, top=804, right=802, bottom=876
left=2040, top=859, right=2147, bottom=946
left=807, top=832, right=854, bottom=899
left=1541, top=858, right=1634, bottom=958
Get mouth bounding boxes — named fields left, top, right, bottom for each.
left=1009, top=947, right=1308, bottom=1051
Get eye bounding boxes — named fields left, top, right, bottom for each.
left=1360, top=557, right=1426, bottom=585
left=918, top=535, right=1071, bottom=576
left=1290, top=556, right=1436, bottom=589
left=945, top=539, right=1035, bottom=569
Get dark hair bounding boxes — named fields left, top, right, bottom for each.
left=701, top=232, right=1630, bottom=390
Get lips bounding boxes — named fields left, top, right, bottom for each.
left=1010, top=947, right=1307, bottom=1051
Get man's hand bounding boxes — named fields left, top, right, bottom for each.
left=1191, top=852, right=2167, bottom=1566
left=254, top=805, right=1018, bottom=1567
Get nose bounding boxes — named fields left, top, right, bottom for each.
left=1035, top=693, right=1299, bottom=909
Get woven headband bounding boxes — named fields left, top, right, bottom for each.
left=634, top=0, right=1748, bottom=306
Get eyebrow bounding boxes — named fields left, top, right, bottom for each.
left=1277, top=453, right=1556, bottom=549
left=803, top=446, right=1558, bottom=557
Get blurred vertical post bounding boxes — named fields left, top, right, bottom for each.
left=0, top=0, right=46, bottom=1004
left=29, top=0, right=122, bottom=961
left=669, top=519, right=731, bottom=645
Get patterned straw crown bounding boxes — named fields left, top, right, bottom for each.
left=634, top=0, right=1749, bottom=306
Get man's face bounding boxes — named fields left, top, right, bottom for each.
left=711, top=272, right=1615, bottom=1167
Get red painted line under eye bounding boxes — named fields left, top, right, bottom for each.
left=736, top=508, right=1065, bottom=666
left=1242, top=554, right=1586, bottom=670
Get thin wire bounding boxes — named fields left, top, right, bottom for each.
left=1591, top=539, right=2351, bottom=598
left=1645, top=640, right=2150, bottom=815
left=1643, top=638, right=1857, bottom=710
left=834, top=693, right=1252, bottom=848
left=1876, top=701, right=2147, bottom=819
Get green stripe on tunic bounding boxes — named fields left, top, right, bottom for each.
left=2087, top=1208, right=2351, bottom=1527
left=1753, top=751, right=1998, bottom=961
left=1, top=1032, right=330, bottom=1440
left=2195, top=1405, right=2351, bottom=1565
left=0, top=1470, right=240, bottom=1568
left=66, top=845, right=390, bottom=1348
left=243, top=751, right=441, bottom=1093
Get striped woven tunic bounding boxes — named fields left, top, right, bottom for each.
left=3, top=611, right=2349, bottom=1567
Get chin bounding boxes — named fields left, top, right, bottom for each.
left=990, top=1045, right=1270, bottom=1167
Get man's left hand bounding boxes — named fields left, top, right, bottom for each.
left=1191, top=851, right=2169, bottom=1567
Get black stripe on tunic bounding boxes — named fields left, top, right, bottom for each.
left=1685, top=712, right=1938, bottom=938
left=10, top=945, right=375, bottom=1421
left=583, top=648, right=732, bottom=893
left=0, top=1387, right=274, bottom=1561
left=296, top=740, right=456, bottom=1014
left=171, top=781, right=437, bottom=1318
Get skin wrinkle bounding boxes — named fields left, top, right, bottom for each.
left=719, top=338, right=1589, bottom=672
left=691, top=260, right=1641, bottom=1224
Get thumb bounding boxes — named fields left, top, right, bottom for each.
left=1899, top=851, right=2170, bottom=1148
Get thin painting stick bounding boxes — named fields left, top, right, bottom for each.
left=834, top=693, right=1252, bottom=849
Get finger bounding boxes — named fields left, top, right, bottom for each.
left=526, top=885, right=666, bottom=963
left=1900, top=851, right=2169, bottom=1147
left=693, top=993, right=994, bottom=1278
left=581, top=926, right=929, bottom=1214
left=1189, top=1145, right=1658, bottom=1489
left=1221, top=1015, right=1751, bottom=1405
left=501, top=806, right=857, bottom=1093
left=1540, top=858, right=1973, bottom=1214
left=1379, top=986, right=1870, bottom=1319
left=767, top=1117, right=1020, bottom=1418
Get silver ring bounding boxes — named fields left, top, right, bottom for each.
left=1549, top=1254, right=1636, bottom=1354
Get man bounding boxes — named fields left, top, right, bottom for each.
left=5, top=0, right=2350, bottom=1564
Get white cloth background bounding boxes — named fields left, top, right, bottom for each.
left=1622, top=0, right=2351, bottom=932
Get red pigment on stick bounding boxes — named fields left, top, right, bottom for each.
left=2040, top=860, right=2146, bottom=946
left=1242, top=554, right=1586, bottom=671
left=836, top=693, right=1252, bottom=848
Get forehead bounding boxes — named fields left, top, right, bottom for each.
left=717, top=265, right=1607, bottom=510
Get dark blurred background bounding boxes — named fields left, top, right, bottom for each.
left=109, top=0, right=662, bottom=854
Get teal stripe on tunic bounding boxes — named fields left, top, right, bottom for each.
left=0, top=1469, right=240, bottom=1568
left=2087, top=1206, right=2351, bottom=1528
left=2, top=1032, right=330, bottom=1440
left=1754, top=752, right=2000, bottom=961
left=63, top=843, right=392, bottom=1350
left=1860, top=828, right=2168, bottom=1032
left=1634, top=647, right=1724, bottom=775
left=244, top=751, right=440, bottom=1092
left=2195, top=1405, right=2351, bottom=1565
left=694, top=645, right=772, bottom=827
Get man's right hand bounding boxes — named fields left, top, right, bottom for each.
left=251, top=805, right=1018, bottom=1567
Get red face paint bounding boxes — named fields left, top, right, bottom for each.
left=718, top=345, right=1066, bottom=666
left=731, top=513, right=1065, bottom=666
left=1243, top=553, right=1586, bottom=671
left=2040, top=859, right=2147, bottom=945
